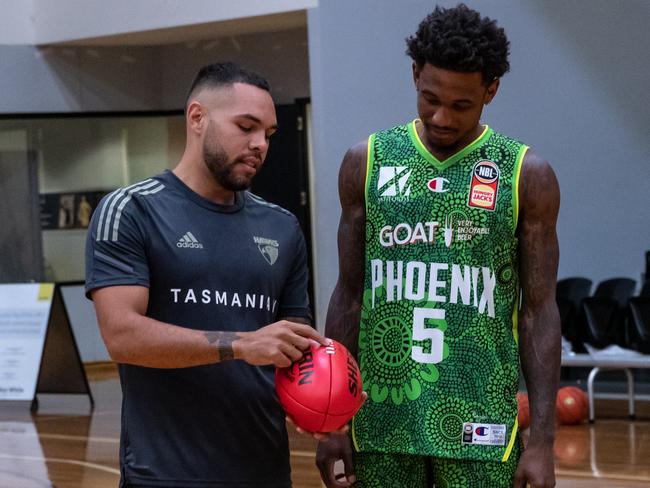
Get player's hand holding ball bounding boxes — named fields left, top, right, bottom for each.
left=275, top=340, right=365, bottom=437
left=233, top=320, right=329, bottom=367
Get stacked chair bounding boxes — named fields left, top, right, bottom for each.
left=556, top=277, right=592, bottom=352
left=627, top=297, right=650, bottom=353
left=557, top=277, right=642, bottom=352
left=587, top=278, right=637, bottom=348
left=557, top=251, right=650, bottom=354
left=626, top=252, right=650, bottom=353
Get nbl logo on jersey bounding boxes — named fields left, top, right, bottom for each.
left=468, top=160, right=499, bottom=211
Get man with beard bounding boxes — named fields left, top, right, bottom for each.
left=85, top=62, right=328, bottom=488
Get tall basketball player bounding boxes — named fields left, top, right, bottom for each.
left=316, top=4, right=561, bottom=488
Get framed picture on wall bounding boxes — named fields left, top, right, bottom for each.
left=39, top=190, right=110, bottom=230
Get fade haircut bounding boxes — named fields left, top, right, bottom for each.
left=185, top=62, right=270, bottom=108
left=406, top=3, right=510, bottom=84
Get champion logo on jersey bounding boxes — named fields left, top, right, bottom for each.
left=475, top=426, right=489, bottom=436
left=378, top=166, right=412, bottom=198
left=427, top=177, right=449, bottom=193
left=462, top=422, right=506, bottom=446
left=177, top=231, right=204, bottom=249
left=253, top=236, right=279, bottom=265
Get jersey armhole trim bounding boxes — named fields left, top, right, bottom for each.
left=512, top=145, right=528, bottom=233
left=512, top=295, right=519, bottom=344
left=502, top=418, right=519, bottom=462
left=364, top=134, right=375, bottom=213
left=351, top=415, right=361, bottom=452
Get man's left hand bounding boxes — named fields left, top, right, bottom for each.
left=513, top=444, right=555, bottom=488
left=286, top=415, right=349, bottom=440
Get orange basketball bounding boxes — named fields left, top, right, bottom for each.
left=556, top=386, right=588, bottom=425
left=517, top=391, right=530, bottom=430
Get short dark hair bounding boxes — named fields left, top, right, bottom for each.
left=406, top=3, right=510, bottom=84
left=185, top=62, right=270, bottom=107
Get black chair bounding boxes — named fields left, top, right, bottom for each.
left=627, top=297, right=650, bottom=354
left=593, top=278, right=637, bottom=347
left=555, top=276, right=592, bottom=352
left=556, top=278, right=592, bottom=351
left=557, top=277, right=592, bottom=304
left=579, top=297, right=618, bottom=349
left=594, top=278, right=636, bottom=307
left=557, top=297, right=574, bottom=338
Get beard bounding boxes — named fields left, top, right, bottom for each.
left=202, top=130, right=252, bottom=192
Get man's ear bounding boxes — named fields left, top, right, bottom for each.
left=412, top=62, right=421, bottom=88
left=186, top=101, right=205, bottom=135
left=485, top=78, right=500, bottom=105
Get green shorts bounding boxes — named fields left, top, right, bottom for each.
left=353, top=438, right=522, bottom=488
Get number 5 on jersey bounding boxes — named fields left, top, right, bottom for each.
left=412, top=307, right=445, bottom=364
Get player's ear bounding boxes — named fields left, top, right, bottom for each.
left=484, top=78, right=500, bottom=105
left=412, top=62, right=421, bottom=88
left=186, top=101, right=206, bottom=135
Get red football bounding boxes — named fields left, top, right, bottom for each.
left=275, top=340, right=364, bottom=433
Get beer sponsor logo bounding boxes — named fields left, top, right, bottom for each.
left=468, top=161, right=499, bottom=211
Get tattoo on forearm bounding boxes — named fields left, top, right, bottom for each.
left=204, top=332, right=237, bottom=362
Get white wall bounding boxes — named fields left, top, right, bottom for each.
left=24, top=0, right=316, bottom=44
left=307, top=0, right=650, bottom=327
left=0, top=45, right=161, bottom=113
left=0, top=1, right=36, bottom=44
left=0, top=26, right=309, bottom=113
left=158, top=28, right=310, bottom=108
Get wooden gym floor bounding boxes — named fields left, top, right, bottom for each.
left=1, top=363, right=649, bottom=488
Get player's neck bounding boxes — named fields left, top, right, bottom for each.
left=417, top=121, right=484, bottom=161
left=173, top=156, right=235, bottom=206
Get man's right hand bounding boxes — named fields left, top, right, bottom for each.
left=316, top=434, right=356, bottom=487
left=233, top=320, right=329, bottom=367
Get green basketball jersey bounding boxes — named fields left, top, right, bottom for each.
left=352, top=121, right=527, bottom=463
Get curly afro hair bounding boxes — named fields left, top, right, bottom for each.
left=406, top=3, right=510, bottom=84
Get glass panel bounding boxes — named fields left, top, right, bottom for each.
left=0, top=114, right=184, bottom=281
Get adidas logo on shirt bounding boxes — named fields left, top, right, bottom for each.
left=177, top=231, right=204, bottom=249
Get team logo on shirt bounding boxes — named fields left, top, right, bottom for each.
left=468, top=160, right=499, bottom=211
left=254, top=236, right=279, bottom=265
left=378, top=166, right=412, bottom=200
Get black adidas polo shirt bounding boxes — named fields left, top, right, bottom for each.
left=85, top=170, right=310, bottom=488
